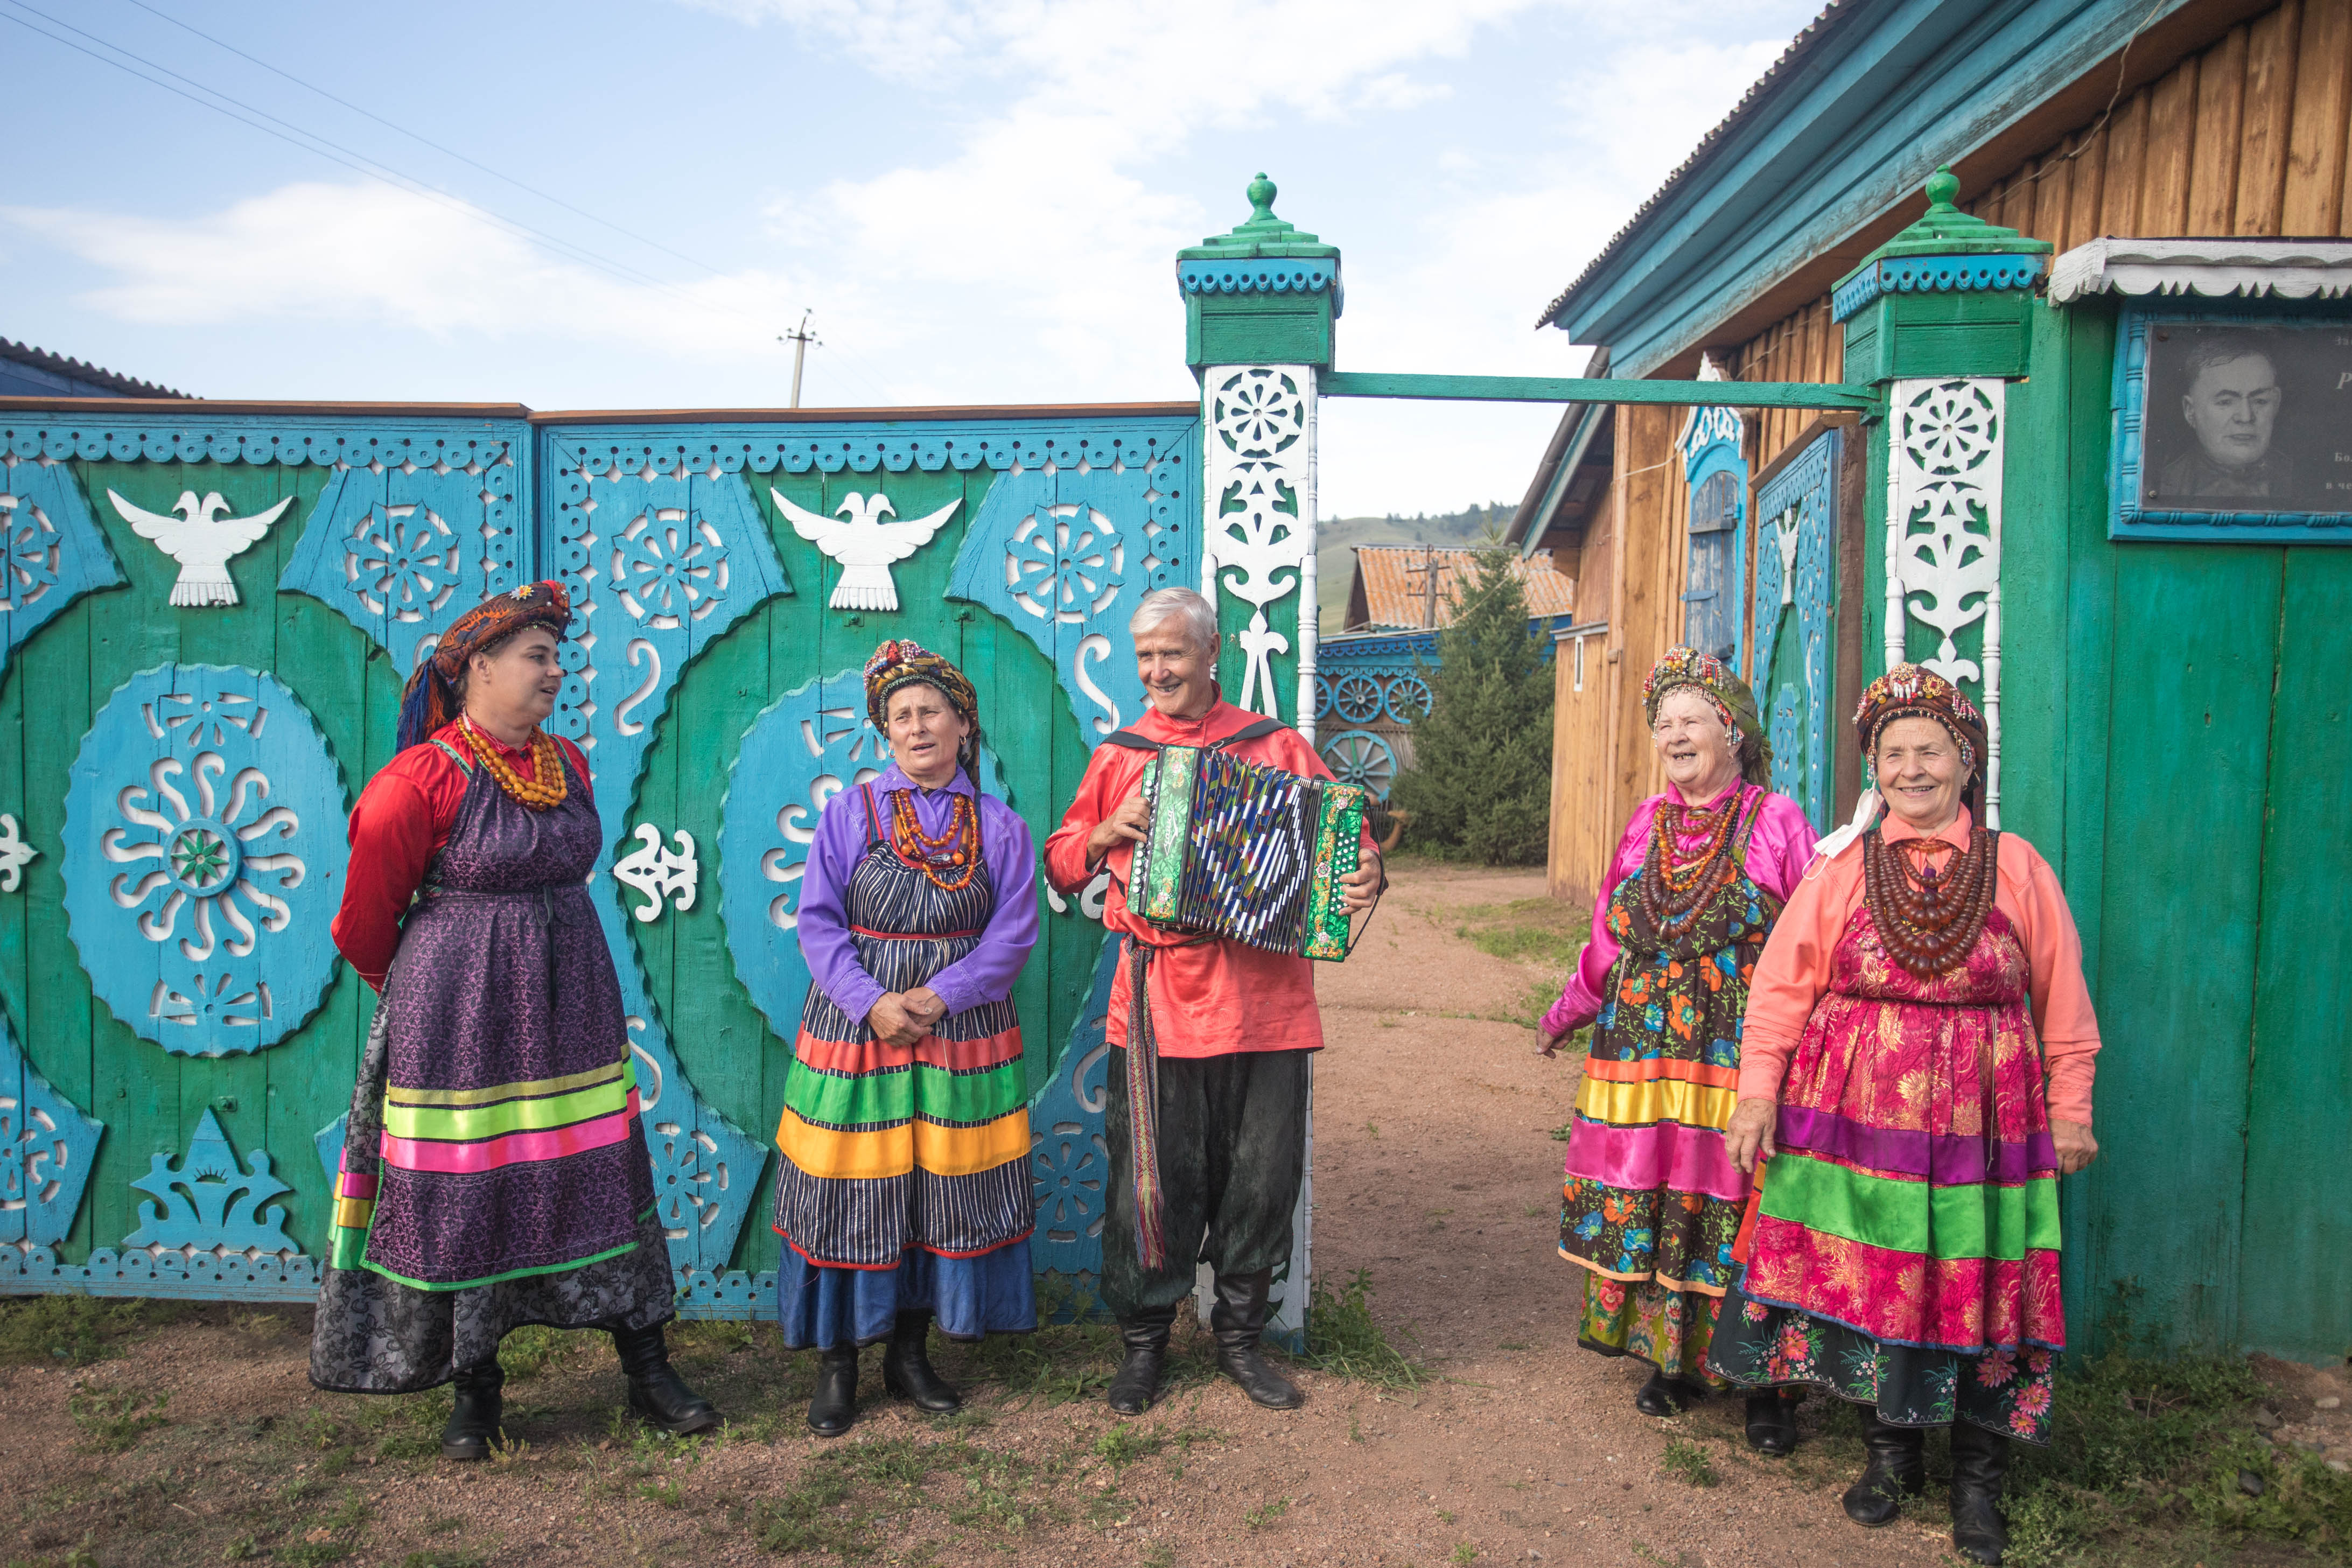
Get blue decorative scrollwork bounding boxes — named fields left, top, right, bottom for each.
left=1753, top=428, right=1839, bottom=832
left=61, top=664, right=346, bottom=1056
left=1028, top=935, right=1117, bottom=1283
left=123, top=1107, right=304, bottom=1261
left=1, top=1010, right=104, bottom=1249
left=1, top=457, right=126, bottom=681
left=278, top=458, right=523, bottom=675
left=1382, top=673, right=1432, bottom=724
left=944, top=425, right=1193, bottom=740
left=1319, top=730, right=1398, bottom=800
left=717, top=668, right=1010, bottom=1041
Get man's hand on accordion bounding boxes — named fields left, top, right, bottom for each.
left=1083, top=790, right=1153, bottom=865
left=1340, top=852, right=1383, bottom=914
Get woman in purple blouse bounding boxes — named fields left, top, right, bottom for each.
left=774, top=640, right=1039, bottom=1437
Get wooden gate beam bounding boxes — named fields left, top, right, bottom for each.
left=1318, top=370, right=1881, bottom=414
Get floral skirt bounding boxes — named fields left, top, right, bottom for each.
left=1575, top=1272, right=1727, bottom=1385
left=1707, top=1282, right=2057, bottom=1442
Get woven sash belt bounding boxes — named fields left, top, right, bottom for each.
left=1122, top=932, right=1213, bottom=1271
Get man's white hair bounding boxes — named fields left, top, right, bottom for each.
left=1129, top=587, right=1219, bottom=655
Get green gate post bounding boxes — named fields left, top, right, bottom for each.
left=1832, top=167, right=2052, bottom=830
left=1177, top=175, right=1342, bottom=1348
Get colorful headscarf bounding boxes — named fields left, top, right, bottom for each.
left=1641, top=646, right=1773, bottom=787
left=1853, top=662, right=1986, bottom=816
left=396, top=580, right=572, bottom=752
left=863, top=638, right=982, bottom=773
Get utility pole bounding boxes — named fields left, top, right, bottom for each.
left=1404, top=544, right=1443, bottom=629
left=778, top=311, right=820, bottom=408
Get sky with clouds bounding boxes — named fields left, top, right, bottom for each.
left=4, top=0, right=1820, bottom=517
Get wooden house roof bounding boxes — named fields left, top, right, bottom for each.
left=1344, top=545, right=1576, bottom=632
left=0, top=338, right=191, bottom=400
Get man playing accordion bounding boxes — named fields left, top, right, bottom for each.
left=1046, top=587, right=1381, bottom=1415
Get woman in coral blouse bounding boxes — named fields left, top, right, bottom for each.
left=1711, top=664, right=2101, bottom=1568
left=1537, top=647, right=1816, bottom=1452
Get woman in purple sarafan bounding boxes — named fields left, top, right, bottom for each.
left=310, top=580, right=719, bottom=1461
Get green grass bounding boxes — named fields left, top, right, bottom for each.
left=1242, top=1497, right=1290, bottom=1529
left=0, top=1297, right=193, bottom=1367
left=1301, top=1268, right=1430, bottom=1391
left=2002, top=1341, right=2352, bottom=1566
left=1660, top=1438, right=1718, bottom=1487
left=1450, top=897, right=1590, bottom=972
left=68, top=1388, right=171, bottom=1454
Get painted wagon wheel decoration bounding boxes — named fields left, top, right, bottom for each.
left=1331, top=673, right=1385, bottom=725
left=1311, top=673, right=1334, bottom=720
left=1319, top=730, right=1398, bottom=801
left=1383, top=673, right=1432, bottom=724
left=61, top=664, right=345, bottom=1056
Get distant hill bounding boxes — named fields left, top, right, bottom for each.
left=1317, top=503, right=1513, bottom=633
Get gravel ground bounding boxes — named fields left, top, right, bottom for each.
left=8, top=859, right=2340, bottom=1567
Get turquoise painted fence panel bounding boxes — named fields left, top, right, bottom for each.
left=1752, top=428, right=1839, bottom=832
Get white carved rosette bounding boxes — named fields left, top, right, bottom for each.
left=1885, top=377, right=2005, bottom=825
left=61, top=664, right=346, bottom=1055
left=1202, top=366, right=1317, bottom=724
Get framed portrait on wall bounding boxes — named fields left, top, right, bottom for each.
left=2110, top=309, right=2352, bottom=542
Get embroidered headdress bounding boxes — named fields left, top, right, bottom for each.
left=396, top=580, right=572, bottom=752
left=1641, top=645, right=1772, bottom=787
left=1853, top=662, right=1986, bottom=816
left=863, top=639, right=982, bottom=772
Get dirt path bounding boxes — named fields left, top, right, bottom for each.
left=10, top=860, right=2288, bottom=1567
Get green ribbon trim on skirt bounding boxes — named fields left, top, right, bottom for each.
left=781, top=1055, right=1027, bottom=1130
left=1759, top=1151, right=2061, bottom=1261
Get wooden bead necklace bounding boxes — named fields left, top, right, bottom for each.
left=459, top=715, right=569, bottom=811
left=1864, top=823, right=1998, bottom=978
left=888, top=789, right=981, bottom=893
left=1638, top=786, right=1745, bottom=937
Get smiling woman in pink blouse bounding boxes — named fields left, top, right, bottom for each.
left=1710, top=664, right=2100, bottom=1568
left=1537, top=647, right=1817, bottom=1453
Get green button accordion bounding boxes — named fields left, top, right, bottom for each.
left=1132, top=743, right=1368, bottom=961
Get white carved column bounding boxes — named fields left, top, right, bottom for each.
left=1201, top=364, right=1318, bottom=737
left=1884, top=377, right=2006, bottom=826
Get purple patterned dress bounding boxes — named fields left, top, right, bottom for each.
left=311, top=739, right=673, bottom=1394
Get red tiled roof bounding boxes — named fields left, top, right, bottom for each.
left=1348, top=545, right=1575, bottom=631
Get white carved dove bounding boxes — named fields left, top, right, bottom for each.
left=107, top=489, right=295, bottom=607
left=769, top=488, right=960, bottom=611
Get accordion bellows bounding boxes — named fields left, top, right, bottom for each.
left=1134, top=744, right=1368, bottom=960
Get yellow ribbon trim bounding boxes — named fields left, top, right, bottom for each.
left=774, top=1105, right=1032, bottom=1180
left=1573, top=1073, right=1738, bottom=1132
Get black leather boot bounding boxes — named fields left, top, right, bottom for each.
left=881, top=1310, right=961, bottom=1413
left=1210, top=1270, right=1303, bottom=1410
left=1744, top=1389, right=1800, bottom=1456
left=440, top=1357, right=505, bottom=1460
left=1842, top=1412, right=1927, bottom=1525
left=1106, top=1305, right=1177, bottom=1416
left=807, top=1346, right=860, bottom=1438
left=1634, top=1369, right=1688, bottom=1417
left=611, top=1324, right=720, bottom=1436
left=1949, top=1420, right=2011, bottom=1564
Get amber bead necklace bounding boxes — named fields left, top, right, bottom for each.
left=1864, top=821, right=1998, bottom=978
left=1639, top=785, right=1745, bottom=936
left=888, top=789, right=981, bottom=893
left=459, top=715, right=568, bottom=811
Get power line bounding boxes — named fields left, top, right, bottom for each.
left=118, top=0, right=737, bottom=284
left=2, top=0, right=901, bottom=406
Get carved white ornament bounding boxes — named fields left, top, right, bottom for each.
left=2047, top=237, right=2352, bottom=303
left=772, top=488, right=960, bottom=611
left=1202, top=366, right=1317, bottom=728
left=106, top=489, right=295, bottom=607
left=1885, top=377, right=2005, bottom=827
left=0, top=813, right=34, bottom=892
left=613, top=824, right=698, bottom=923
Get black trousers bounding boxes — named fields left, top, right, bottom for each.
left=1100, top=1045, right=1309, bottom=1319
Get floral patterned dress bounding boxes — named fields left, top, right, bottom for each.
left=1706, top=879, right=2065, bottom=1441
left=1558, top=786, right=1788, bottom=1383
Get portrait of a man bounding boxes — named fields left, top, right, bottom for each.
left=2153, top=333, right=2293, bottom=500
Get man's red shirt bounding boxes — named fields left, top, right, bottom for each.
left=1042, top=697, right=1371, bottom=1058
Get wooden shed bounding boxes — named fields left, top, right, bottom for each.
left=1509, top=0, right=2352, bottom=1363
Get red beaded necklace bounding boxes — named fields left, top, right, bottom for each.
left=1864, top=822, right=1998, bottom=978
left=888, top=789, right=981, bottom=893
left=1638, top=786, right=1745, bottom=937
